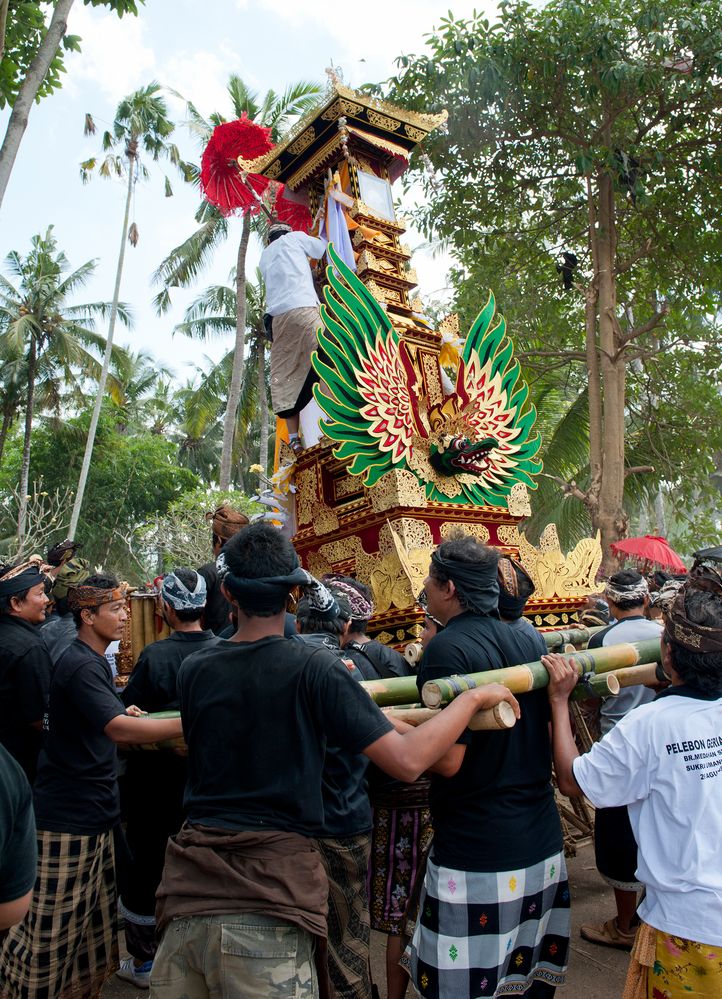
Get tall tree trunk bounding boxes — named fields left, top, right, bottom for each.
left=0, top=0, right=76, bottom=211
left=257, top=338, right=269, bottom=478
left=584, top=176, right=603, bottom=516
left=0, top=408, right=13, bottom=467
left=0, top=0, right=11, bottom=64
left=219, top=214, right=250, bottom=489
left=16, top=336, right=37, bottom=540
left=69, top=147, right=134, bottom=537
left=594, top=169, right=627, bottom=567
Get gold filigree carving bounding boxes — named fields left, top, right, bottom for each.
left=410, top=295, right=424, bottom=312
left=368, top=469, right=427, bottom=512
left=496, top=525, right=602, bottom=600
left=379, top=518, right=433, bottom=555
left=313, top=505, right=340, bottom=536
left=340, top=98, right=364, bottom=116
left=335, top=475, right=360, bottom=499
left=366, top=109, right=402, bottom=132
left=440, top=523, right=490, bottom=543
left=296, top=466, right=318, bottom=526
left=321, top=101, right=342, bottom=121
left=376, top=630, right=394, bottom=645
left=265, top=159, right=281, bottom=180
left=422, top=353, right=443, bottom=406
left=437, top=313, right=460, bottom=338
left=289, top=127, right=315, bottom=155
left=307, top=552, right=334, bottom=579
left=507, top=482, right=532, bottom=517
left=404, top=124, right=427, bottom=142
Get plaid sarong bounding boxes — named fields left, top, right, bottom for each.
left=408, top=850, right=570, bottom=998
left=0, top=829, right=118, bottom=999
left=316, top=833, right=372, bottom=999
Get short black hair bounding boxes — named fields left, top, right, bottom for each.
left=71, top=573, right=119, bottom=628
left=607, top=569, right=646, bottom=610
left=222, top=524, right=298, bottom=618
left=296, top=593, right=351, bottom=637
left=667, top=589, right=722, bottom=694
left=430, top=532, right=500, bottom=611
left=0, top=563, right=36, bottom=615
left=169, top=567, right=204, bottom=623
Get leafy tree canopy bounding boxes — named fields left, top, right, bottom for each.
left=1, top=0, right=143, bottom=110
left=0, top=403, right=198, bottom=579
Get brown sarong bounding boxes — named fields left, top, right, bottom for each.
left=156, top=823, right=332, bottom=999
left=270, top=305, right=321, bottom=416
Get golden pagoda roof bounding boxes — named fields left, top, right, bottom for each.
left=240, top=81, right=447, bottom=190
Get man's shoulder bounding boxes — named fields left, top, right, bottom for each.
left=0, top=616, right=45, bottom=654
left=54, top=639, right=103, bottom=678
left=601, top=617, right=662, bottom=645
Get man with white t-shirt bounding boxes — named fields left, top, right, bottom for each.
left=542, top=548, right=722, bottom=998
left=580, top=569, right=662, bottom=950
left=258, top=222, right=327, bottom=453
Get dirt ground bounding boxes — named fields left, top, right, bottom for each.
left=102, top=841, right=630, bottom=998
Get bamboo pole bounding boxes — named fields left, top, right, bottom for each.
left=421, top=638, right=662, bottom=709
left=543, top=626, right=604, bottom=649
left=386, top=701, right=517, bottom=731
left=611, top=662, right=661, bottom=689
left=570, top=672, right=620, bottom=700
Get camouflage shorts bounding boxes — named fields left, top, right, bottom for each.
left=150, top=912, right=319, bottom=998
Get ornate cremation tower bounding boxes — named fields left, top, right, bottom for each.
left=256, top=80, right=601, bottom=646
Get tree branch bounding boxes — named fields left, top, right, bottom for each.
left=624, top=465, right=654, bottom=478
left=516, top=349, right=588, bottom=361
left=619, top=304, right=669, bottom=346
left=615, top=238, right=653, bottom=276
left=539, top=472, right=589, bottom=505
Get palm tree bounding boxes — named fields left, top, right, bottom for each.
left=0, top=227, right=130, bottom=537
left=153, top=76, right=322, bottom=488
left=69, top=81, right=192, bottom=537
left=107, top=348, right=173, bottom=432
left=174, top=268, right=271, bottom=481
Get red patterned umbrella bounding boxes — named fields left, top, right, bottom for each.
left=200, top=115, right=274, bottom=217
left=610, top=535, right=687, bottom=573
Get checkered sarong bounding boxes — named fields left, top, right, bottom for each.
left=408, top=850, right=570, bottom=998
left=0, top=829, right=118, bottom=999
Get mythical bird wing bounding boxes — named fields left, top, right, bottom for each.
left=312, top=246, right=416, bottom=486
left=453, top=292, right=543, bottom=504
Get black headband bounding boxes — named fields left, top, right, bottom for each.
left=0, top=566, right=44, bottom=598
left=431, top=549, right=499, bottom=616
left=216, top=552, right=311, bottom=613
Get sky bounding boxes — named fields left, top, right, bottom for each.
left=0, top=0, right=494, bottom=384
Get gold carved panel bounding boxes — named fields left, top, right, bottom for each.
left=289, top=127, right=315, bottom=155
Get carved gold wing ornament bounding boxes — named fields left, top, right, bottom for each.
left=312, top=247, right=542, bottom=507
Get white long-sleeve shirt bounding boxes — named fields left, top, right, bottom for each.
left=259, top=231, right=327, bottom=317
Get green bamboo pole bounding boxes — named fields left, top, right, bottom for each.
left=386, top=702, right=517, bottom=731
left=421, top=638, right=662, bottom=709
left=543, top=626, right=604, bottom=649
left=570, top=672, right=620, bottom=701
left=361, top=675, right=423, bottom=707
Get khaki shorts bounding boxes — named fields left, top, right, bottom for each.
left=151, top=912, right=318, bottom=998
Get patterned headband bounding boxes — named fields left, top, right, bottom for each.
left=67, top=583, right=128, bottom=611
left=605, top=576, right=649, bottom=604
left=160, top=572, right=207, bottom=610
left=0, top=556, right=52, bottom=597
left=323, top=576, right=374, bottom=620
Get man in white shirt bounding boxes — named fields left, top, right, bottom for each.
left=259, top=222, right=328, bottom=452
left=542, top=549, right=722, bottom=998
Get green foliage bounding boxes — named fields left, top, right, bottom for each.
left=383, top=0, right=722, bottom=545
left=136, top=484, right=261, bottom=573
left=0, top=405, right=199, bottom=579
left=0, top=0, right=143, bottom=110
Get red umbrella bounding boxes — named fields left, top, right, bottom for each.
left=610, top=535, right=687, bottom=573
left=200, top=115, right=274, bottom=217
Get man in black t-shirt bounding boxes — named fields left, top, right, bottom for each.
left=118, top=567, right=222, bottom=987
left=0, top=745, right=36, bottom=933
left=409, top=533, right=569, bottom=999
left=0, top=575, right=184, bottom=999
left=0, top=559, right=53, bottom=783
left=326, top=575, right=410, bottom=681
left=151, top=524, right=520, bottom=999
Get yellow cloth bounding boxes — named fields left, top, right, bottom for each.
left=623, top=922, right=722, bottom=998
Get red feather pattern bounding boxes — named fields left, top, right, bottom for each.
left=200, top=115, right=274, bottom=217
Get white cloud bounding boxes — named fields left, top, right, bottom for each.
left=65, top=5, right=156, bottom=103
left=244, top=0, right=495, bottom=86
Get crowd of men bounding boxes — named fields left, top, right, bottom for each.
left=0, top=507, right=720, bottom=999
